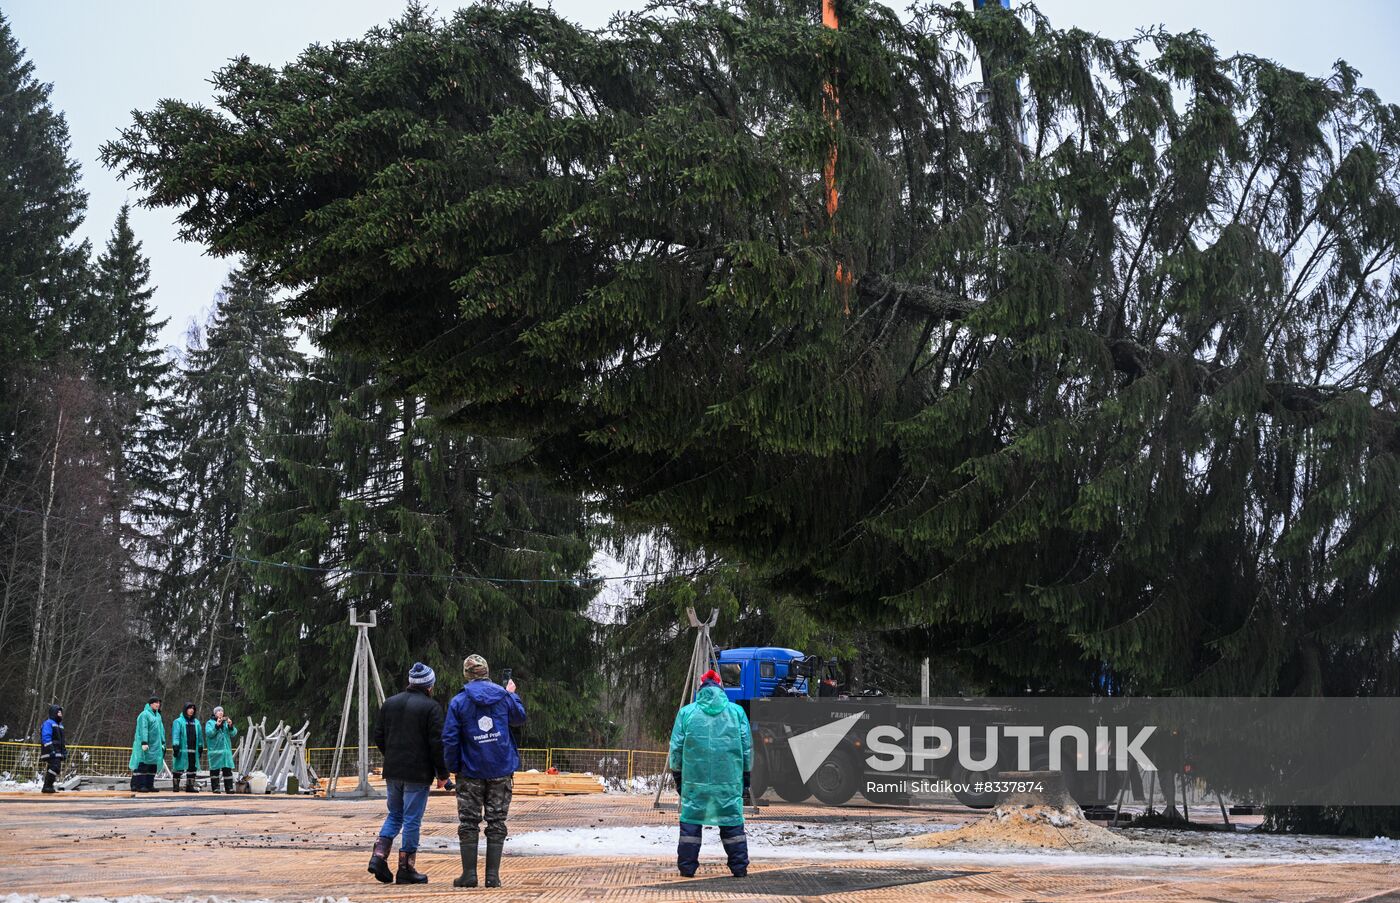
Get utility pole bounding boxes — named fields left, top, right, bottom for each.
left=328, top=607, right=387, bottom=798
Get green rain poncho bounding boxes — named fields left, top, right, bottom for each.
left=128, top=704, right=165, bottom=771
left=205, top=716, right=240, bottom=770
left=667, top=683, right=753, bottom=827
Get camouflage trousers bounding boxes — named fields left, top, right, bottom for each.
left=456, top=775, right=513, bottom=845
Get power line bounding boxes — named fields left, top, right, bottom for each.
left=0, top=501, right=703, bottom=587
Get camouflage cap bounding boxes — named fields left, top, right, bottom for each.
left=463, top=654, right=489, bottom=681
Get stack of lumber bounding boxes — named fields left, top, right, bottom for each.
left=511, top=771, right=606, bottom=796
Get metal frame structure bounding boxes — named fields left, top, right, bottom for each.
left=327, top=607, right=387, bottom=798
left=652, top=607, right=719, bottom=809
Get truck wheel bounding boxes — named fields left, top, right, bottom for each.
left=809, top=748, right=859, bottom=806
left=771, top=773, right=811, bottom=803
left=950, top=762, right=998, bottom=809
left=749, top=747, right=771, bottom=800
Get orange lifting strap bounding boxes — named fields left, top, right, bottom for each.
left=822, top=0, right=853, bottom=307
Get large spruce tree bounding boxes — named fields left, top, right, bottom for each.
left=157, top=266, right=302, bottom=702
left=71, top=206, right=173, bottom=585
left=0, top=13, right=155, bottom=739
left=0, top=11, right=88, bottom=367
left=244, top=330, right=600, bottom=743
left=106, top=0, right=1398, bottom=704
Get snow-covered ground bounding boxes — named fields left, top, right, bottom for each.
left=511, top=821, right=1400, bottom=867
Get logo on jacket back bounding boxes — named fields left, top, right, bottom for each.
left=477, top=715, right=494, bottom=732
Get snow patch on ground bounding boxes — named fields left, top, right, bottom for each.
left=0, top=775, right=41, bottom=791
left=512, top=821, right=1400, bottom=867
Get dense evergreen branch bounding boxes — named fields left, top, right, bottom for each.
left=103, top=0, right=1400, bottom=703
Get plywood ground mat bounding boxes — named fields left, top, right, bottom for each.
left=0, top=793, right=1396, bottom=901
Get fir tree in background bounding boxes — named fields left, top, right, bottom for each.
left=156, top=266, right=302, bottom=705
left=80, top=205, right=170, bottom=406
left=0, top=14, right=151, bottom=739
left=242, top=329, right=601, bottom=744
left=105, top=0, right=1400, bottom=707
left=70, top=206, right=173, bottom=604
left=0, top=11, right=88, bottom=367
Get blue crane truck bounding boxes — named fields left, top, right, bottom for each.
left=716, top=647, right=1123, bottom=809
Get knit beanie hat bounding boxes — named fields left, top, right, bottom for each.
left=148, top=695, right=162, bottom=705
left=700, top=669, right=722, bottom=686
left=408, top=661, right=436, bottom=687
left=463, top=654, right=489, bottom=681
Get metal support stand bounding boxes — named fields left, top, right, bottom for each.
left=653, top=608, right=719, bottom=810
left=328, top=608, right=387, bottom=798
left=1214, top=788, right=1232, bottom=828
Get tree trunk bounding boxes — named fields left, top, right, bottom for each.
left=25, top=405, right=63, bottom=736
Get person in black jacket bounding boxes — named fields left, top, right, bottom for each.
left=40, top=704, right=66, bottom=793
left=367, top=662, right=449, bottom=885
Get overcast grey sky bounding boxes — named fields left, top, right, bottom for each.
left=6, top=0, right=1400, bottom=353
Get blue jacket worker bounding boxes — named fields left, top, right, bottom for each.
left=443, top=654, right=526, bottom=889
left=668, top=668, right=753, bottom=878
left=367, top=662, right=449, bottom=886
left=40, top=704, right=66, bottom=794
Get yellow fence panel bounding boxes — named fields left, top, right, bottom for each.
left=1, top=741, right=670, bottom=793
left=517, top=747, right=549, bottom=772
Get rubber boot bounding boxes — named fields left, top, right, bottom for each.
left=484, top=840, right=504, bottom=888
left=367, top=835, right=394, bottom=883
left=210, top=773, right=221, bottom=794
left=224, top=777, right=235, bottom=794
left=453, top=839, right=478, bottom=888
left=186, top=772, right=198, bottom=792
left=395, top=851, right=428, bottom=885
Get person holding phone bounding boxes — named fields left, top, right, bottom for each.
left=444, top=654, right=526, bottom=889
left=204, top=706, right=239, bottom=793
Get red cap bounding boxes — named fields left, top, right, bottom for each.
left=700, top=669, right=722, bottom=686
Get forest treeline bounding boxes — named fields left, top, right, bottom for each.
left=0, top=12, right=888, bottom=750
left=0, top=13, right=608, bottom=748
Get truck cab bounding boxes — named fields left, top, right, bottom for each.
left=715, top=647, right=808, bottom=707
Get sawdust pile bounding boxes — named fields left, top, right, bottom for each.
left=900, top=803, right=1140, bottom=852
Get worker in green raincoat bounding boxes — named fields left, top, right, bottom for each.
left=205, top=705, right=239, bottom=794
left=667, top=669, right=752, bottom=878
left=170, top=702, right=205, bottom=792
left=128, top=696, right=165, bottom=793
